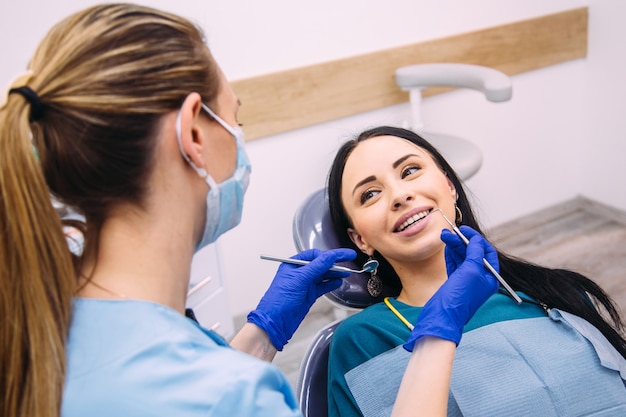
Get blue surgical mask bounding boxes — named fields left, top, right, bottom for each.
left=175, top=102, right=251, bottom=251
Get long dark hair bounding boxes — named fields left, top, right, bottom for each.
left=328, top=126, right=626, bottom=357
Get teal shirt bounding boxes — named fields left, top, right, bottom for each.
left=328, top=292, right=546, bottom=417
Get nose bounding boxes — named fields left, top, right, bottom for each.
left=391, top=185, right=414, bottom=210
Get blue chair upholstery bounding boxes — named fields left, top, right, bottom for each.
left=295, top=320, right=341, bottom=417
left=293, top=188, right=390, bottom=417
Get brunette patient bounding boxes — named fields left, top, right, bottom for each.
left=326, top=126, right=626, bottom=417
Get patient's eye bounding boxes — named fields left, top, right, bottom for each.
left=359, top=189, right=379, bottom=205
left=401, top=165, right=421, bottom=178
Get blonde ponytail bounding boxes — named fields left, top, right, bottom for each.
left=0, top=93, right=76, bottom=416
left=1, top=4, right=220, bottom=415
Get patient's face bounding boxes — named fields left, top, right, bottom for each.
left=341, top=135, right=457, bottom=265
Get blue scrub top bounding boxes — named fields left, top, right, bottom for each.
left=62, top=298, right=301, bottom=417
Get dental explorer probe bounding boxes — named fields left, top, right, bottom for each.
left=433, top=208, right=523, bottom=304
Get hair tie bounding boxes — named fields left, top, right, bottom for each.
left=9, top=86, right=45, bottom=122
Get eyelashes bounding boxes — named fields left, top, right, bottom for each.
left=401, top=165, right=421, bottom=178
left=358, top=164, right=422, bottom=205
left=360, top=189, right=379, bottom=205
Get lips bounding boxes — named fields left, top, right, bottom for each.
left=394, top=209, right=433, bottom=232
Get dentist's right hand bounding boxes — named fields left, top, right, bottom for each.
left=403, top=226, right=499, bottom=351
left=247, top=248, right=356, bottom=351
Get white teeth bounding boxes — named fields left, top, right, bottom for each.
left=397, top=210, right=431, bottom=232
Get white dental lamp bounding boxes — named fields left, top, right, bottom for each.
left=395, top=63, right=512, bottom=180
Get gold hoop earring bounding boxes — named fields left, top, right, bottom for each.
left=455, top=205, right=463, bottom=226
left=366, top=256, right=382, bottom=297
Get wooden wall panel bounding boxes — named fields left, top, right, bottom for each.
left=231, top=7, right=587, bottom=141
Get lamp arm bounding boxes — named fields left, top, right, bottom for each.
left=395, top=63, right=512, bottom=103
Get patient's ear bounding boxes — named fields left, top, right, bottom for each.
left=347, top=228, right=374, bottom=256
left=446, top=177, right=458, bottom=201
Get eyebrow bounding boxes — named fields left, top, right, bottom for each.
left=351, top=153, right=421, bottom=196
left=392, top=154, right=418, bottom=169
left=352, top=175, right=376, bottom=196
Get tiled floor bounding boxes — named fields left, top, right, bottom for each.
left=237, top=196, right=626, bottom=390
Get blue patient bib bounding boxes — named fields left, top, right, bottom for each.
left=345, top=309, right=626, bottom=417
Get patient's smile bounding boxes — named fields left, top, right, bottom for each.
left=395, top=209, right=432, bottom=232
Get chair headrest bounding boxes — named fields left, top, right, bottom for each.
left=292, top=188, right=394, bottom=309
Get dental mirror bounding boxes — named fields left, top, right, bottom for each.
left=260, top=254, right=378, bottom=274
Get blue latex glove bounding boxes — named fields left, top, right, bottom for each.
left=403, top=226, right=499, bottom=351
left=442, top=226, right=500, bottom=278
left=247, top=248, right=356, bottom=351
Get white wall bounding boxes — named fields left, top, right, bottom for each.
left=580, top=1, right=626, bottom=209
left=2, top=0, right=623, bottom=319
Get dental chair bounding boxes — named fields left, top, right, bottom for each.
left=293, top=188, right=394, bottom=417
left=293, top=64, right=512, bottom=417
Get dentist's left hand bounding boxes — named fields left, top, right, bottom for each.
left=247, top=248, right=356, bottom=351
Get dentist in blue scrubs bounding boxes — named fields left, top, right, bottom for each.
left=0, top=3, right=500, bottom=417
